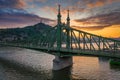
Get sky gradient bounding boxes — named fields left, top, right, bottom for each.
left=0, top=0, right=120, bottom=38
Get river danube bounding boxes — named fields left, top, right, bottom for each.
left=0, top=47, right=120, bottom=80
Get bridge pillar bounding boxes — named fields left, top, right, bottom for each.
left=53, top=56, right=73, bottom=70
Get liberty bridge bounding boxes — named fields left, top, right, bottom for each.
left=0, top=5, right=120, bottom=70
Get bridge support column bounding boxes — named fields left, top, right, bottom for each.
left=53, top=56, right=73, bottom=70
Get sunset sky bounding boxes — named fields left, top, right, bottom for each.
left=0, top=0, right=120, bottom=38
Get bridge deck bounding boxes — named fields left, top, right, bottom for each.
left=2, top=44, right=119, bottom=59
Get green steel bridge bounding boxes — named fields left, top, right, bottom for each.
left=0, top=5, right=120, bottom=58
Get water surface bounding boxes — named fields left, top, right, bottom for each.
left=0, top=47, right=120, bottom=80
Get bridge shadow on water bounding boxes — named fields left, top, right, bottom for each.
left=110, top=64, right=120, bottom=71
left=109, top=61, right=120, bottom=76
left=52, top=66, right=72, bottom=80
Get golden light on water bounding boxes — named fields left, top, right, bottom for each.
left=72, top=56, right=100, bottom=79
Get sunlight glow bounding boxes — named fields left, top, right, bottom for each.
left=71, top=25, right=120, bottom=38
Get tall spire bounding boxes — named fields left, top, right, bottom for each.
left=57, top=4, right=61, bottom=25
left=67, top=9, right=70, bottom=27
left=58, top=4, right=60, bottom=14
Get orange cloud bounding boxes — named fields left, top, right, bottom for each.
left=0, top=0, right=26, bottom=9
left=107, top=0, right=120, bottom=4
left=74, top=12, right=120, bottom=28
left=40, top=6, right=72, bottom=20
left=26, top=0, right=47, bottom=3
left=17, top=0, right=26, bottom=8
left=87, top=0, right=120, bottom=8
left=40, top=5, right=85, bottom=19
left=87, top=1, right=104, bottom=8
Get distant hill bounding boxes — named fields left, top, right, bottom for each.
left=24, top=22, right=52, bottom=30
left=114, top=38, right=120, bottom=41
left=0, top=23, right=52, bottom=42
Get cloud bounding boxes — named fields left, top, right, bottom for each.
left=72, top=26, right=108, bottom=31
left=84, top=0, right=120, bottom=8
left=73, top=12, right=120, bottom=30
left=0, top=0, right=26, bottom=9
left=0, top=0, right=55, bottom=28
left=0, top=0, right=120, bottom=29
left=39, top=0, right=120, bottom=18
left=0, top=8, right=55, bottom=28
left=25, top=0, right=47, bottom=3
left=40, top=5, right=85, bottom=19
left=87, top=0, right=104, bottom=8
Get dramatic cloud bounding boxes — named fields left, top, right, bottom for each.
left=86, top=0, right=119, bottom=8
left=0, top=0, right=55, bottom=28
left=37, top=0, right=120, bottom=20
left=72, top=26, right=108, bottom=31
left=74, top=12, right=120, bottom=29
left=0, top=8, right=55, bottom=28
left=0, top=0, right=120, bottom=29
left=0, top=0, right=26, bottom=9
left=26, top=0, right=47, bottom=3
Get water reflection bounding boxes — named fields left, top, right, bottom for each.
left=98, top=57, right=110, bottom=62
left=110, top=64, right=120, bottom=70
left=52, top=66, right=72, bottom=80
left=0, top=58, right=52, bottom=80
left=0, top=58, right=72, bottom=80
left=0, top=47, right=120, bottom=80
left=72, top=56, right=100, bottom=79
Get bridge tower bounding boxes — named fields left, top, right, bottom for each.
left=66, top=10, right=70, bottom=50
left=53, top=5, right=73, bottom=70
left=66, top=10, right=70, bottom=27
left=57, top=4, right=62, bottom=52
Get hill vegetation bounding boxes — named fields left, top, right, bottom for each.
left=0, top=23, right=52, bottom=42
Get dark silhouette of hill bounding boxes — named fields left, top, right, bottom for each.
left=0, top=23, right=52, bottom=41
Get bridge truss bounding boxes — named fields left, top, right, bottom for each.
left=0, top=24, right=120, bottom=58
